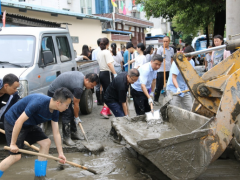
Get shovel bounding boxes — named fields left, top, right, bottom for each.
left=161, top=90, right=190, bottom=108
left=146, top=103, right=160, bottom=120
left=4, top=146, right=97, bottom=174
left=1, top=128, right=70, bottom=171
left=160, top=43, right=166, bottom=97
left=0, top=128, right=40, bottom=151
left=78, top=122, right=104, bottom=153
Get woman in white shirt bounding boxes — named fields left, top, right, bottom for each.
left=134, top=43, right=147, bottom=69
left=127, top=43, right=146, bottom=69
left=97, top=38, right=117, bottom=119
left=111, top=43, right=123, bottom=74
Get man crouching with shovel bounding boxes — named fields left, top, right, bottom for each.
left=47, top=72, right=99, bottom=146
left=131, top=55, right=163, bottom=115
left=0, top=87, right=72, bottom=178
left=104, top=69, right=140, bottom=117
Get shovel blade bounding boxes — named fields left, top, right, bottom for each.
left=146, top=109, right=160, bottom=120
left=161, top=91, right=174, bottom=107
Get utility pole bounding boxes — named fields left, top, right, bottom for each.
left=112, top=1, right=115, bottom=30
left=226, top=0, right=240, bottom=40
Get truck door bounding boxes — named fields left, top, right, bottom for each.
left=55, top=35, right=76, bottom=73
left=36, top=36, right=61, bottom=95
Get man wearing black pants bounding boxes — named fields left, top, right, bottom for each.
left=154, top=36, right=174, bottom=104
left=104, top=69, right=139, bottom=117
left=48, top=72, right=98, bottom=146
left=131, top=55, right=163, bottom=115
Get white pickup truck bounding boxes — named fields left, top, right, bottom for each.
left=0, top=27, right=99, bottom=129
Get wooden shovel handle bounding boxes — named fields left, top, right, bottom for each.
left=163, top=43, right=166, bottom=88
left=4, top=146, right=97, bottom=174
left=78, top=123, right=89, bottom=142
left=0, top=128, right=39, bottom=151
left=173, top=89, right=190, bottom=95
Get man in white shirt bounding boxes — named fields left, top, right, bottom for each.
left=92, top=38, right=101, bottom=61
left=155, top=36, right=174, bottom=104
left=92, top=38, right=103, bottom=105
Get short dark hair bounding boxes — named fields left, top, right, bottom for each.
left=97, top=38, right=101, bottom=46
left=184, top=46, right=194, bottom=53
left=3, top=74, right=19, bottom=86
left=128, top=68, right=140, bottom=77
left=163, top=36, right=170, bottom=41
left=152, top=54, right=163, bottom=62
left=137, top=43, right=146, bottom=52
left=53, top=87, right=73, bottom=102
left=214, top=34, right=223, bottom=41
left=85, top=73, right=99, bottom=83
left=126, top=42, right=134, bottom=49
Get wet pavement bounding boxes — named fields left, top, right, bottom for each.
left=0, top=96, right=240, bottom=179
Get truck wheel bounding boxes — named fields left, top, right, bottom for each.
left=80, top=89, right=93, bottom=114
left=231, top=120, right=240, bottom=160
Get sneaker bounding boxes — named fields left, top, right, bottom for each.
left=106, top=107, right=112, bottom=116
left=100, top=106, right=109, bottom=119
left=202, top=69, right=207, bottom=72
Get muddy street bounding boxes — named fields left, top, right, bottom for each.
left=0, top=98, right=240, bottom=180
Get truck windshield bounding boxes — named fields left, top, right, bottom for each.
left=0, top=35, right=35, bottom=67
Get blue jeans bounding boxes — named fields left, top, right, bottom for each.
left=105, top=102, right=125, bottom=117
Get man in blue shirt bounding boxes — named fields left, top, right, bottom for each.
left=0, top=88, right=72, bottom=178
left=131, top=54, right=163, bottom=115
left=166, top=46, right=195, bottom=111
left=123, top=42, right=135, bottom=72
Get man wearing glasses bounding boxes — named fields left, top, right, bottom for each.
left=48, top=72, right=99, bottom=146
left=154, top=36, right=174, bottom=105
left=104, top=69, right=139, bottom=117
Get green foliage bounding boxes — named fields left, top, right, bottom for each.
left=136, top=0, right=225, bottom=42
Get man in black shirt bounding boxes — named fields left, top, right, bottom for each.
left=0, top=74, right=20, bottom=130
left=104, top=69, right=139, bottom=117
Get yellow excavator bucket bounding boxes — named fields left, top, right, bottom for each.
left=112, top=48, right=240, bottom=180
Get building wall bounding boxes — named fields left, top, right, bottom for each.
left=12, top=0, right=81, bottom=12
left=2, top=6, right=109, bottom=54
left=140, top=11, right=171, bottom=37
left=12, top=0, right=96, bottom=14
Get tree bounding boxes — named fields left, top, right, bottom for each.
left=136, top=0, right=226, bottom=45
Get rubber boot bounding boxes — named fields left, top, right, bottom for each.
left=34, top=160, right=48, bottom=177
left=106, top=107, right=112, bottom=116
left=62, top=123, right=75, bottom=146
left=100, top=106, right=109, bottom=119
left=0, top=170, right=3, bottom=178
left=71, top=130, right=84, bottom=140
